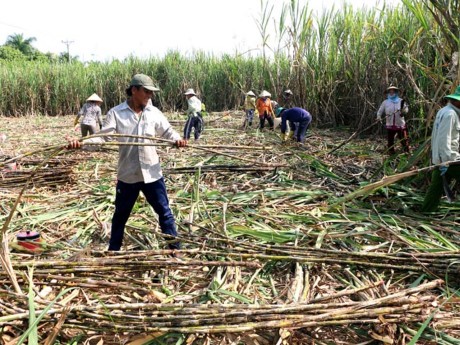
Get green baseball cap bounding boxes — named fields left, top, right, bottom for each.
left=275, top=107, right=285, bottom=117
left=129, top=74, right=160, bottom=91
left=445, top=86, right=460, bottom=101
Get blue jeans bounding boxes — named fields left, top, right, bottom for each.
left=109, top=178, right=180, bottom=250
left=245, top=109, right=254, bottom=125
left=183, top=114, right=203, bottom=140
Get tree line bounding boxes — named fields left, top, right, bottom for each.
left=0, top=33, right=76, bottom=63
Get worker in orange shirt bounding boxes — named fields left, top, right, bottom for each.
left=256, top=90, right=275, bottom=130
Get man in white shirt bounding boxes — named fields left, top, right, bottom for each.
left=421, top=86, right=460, bottom=212
left=68, top=74, right=187, bottom=251
left=183, top=88, right=203, bottom=141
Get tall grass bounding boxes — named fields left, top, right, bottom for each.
left=0, top=0, right=458, bottom=139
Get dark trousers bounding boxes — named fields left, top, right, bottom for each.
left=80, top=124, right=99, bottom=137
left=184, top=114, right=203, bottom=140
left=421, top=165, right=460, bottom=212
left=109, top=178, right=180, bottom=250
left=387, top=128, right=409, bottom=154
left=259, top=112, right=274, bottom=130
left=290, top=118, right=312, bottom=142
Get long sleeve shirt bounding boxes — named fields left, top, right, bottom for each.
left=431, top=103, right=460, bottom=164
left=256, top=98, right=273, bottom=117
left=377, top=98, right=408, bottom=129
left=187, top=96, right=202, bottom=117
left=244, top=96, right=256, bottom=110
left=77, top=102, right=103, bottom=127
left=280, top=107, right=312, bottom=133
left=83, top=101, right=180, bottom=184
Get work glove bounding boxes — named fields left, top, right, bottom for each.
left=175, top=139, right=188, bottom=148
left=439, top=165, right=448, bottom=176
left=281, top=133, right=287, bottom=142
left=377, top=115, right=382, bottom=123
left=287, top=132, right=294, bottom=140
left=74, top=117, right=79, bottom=126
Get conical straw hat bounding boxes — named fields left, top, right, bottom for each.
left=86, top=93, right=103, bottom=102
left=259, top=90, right=271, bottom=97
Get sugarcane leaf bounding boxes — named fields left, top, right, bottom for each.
left=16, top=288, right=75, bottom=345
left=409, top=274, right=426, bottom=288
left=27, top=267, right=38, bottom=345
left=216, top=288, right=253, bottom=304
left=419, top=224, right=458, bottom=250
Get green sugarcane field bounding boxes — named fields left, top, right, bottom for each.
left=1, top=0, right=460, bottom=344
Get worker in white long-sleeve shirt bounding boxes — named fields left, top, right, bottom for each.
left=183, top=88, right=203, bottom=141
left=67, top=74, right=187, bottom=253
left=421, top=86, right=460, bottom=212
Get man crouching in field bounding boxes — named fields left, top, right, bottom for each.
left=67, top=74, right=187, bottom=254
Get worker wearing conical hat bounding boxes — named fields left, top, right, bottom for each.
left=74, top=93, right=103, bottom=137
left=183, top=88, right=203, bottom=141
left=376, top=85, right=410, bottom=154
left=282, top=89, right=294, bottom=108
left=243, top=91, right=256, bottom=128
left=256, top=90, right=275, bottom=130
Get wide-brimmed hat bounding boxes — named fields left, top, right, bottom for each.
left=259, top=90, right=271, bottom=98
left=445, top=86, right=460, bottom=101
left=283, top=89, right=293, bottom=95
left=130, top=74, right=160, bottom=91
left=86, top=93, right=103, bottom=102
left=386, top=85, right=399, bottom=92
left=246, top=91, right=256, bottom=97
left=184, top=88, right=196, bottom=96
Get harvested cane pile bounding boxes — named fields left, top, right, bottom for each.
left=0, top=156, right=80, bottom=189
left=0, top=113, right=459, bottom=344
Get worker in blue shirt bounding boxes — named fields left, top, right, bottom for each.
left=275, top=107, right=312, bottom=142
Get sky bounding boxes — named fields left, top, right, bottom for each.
left=0, top=0, right=400, bottom=62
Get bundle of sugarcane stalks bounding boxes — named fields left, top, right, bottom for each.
left=0, top=278, right=445, bottom=334
left=0, top=156, right=81, bottom=189
left=0, top=115, right=459, bottom=344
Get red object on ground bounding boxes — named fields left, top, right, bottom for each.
left=16, top=231, right=41, bottom=250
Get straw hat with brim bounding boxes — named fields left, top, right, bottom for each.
left=130, top=74, right=160, bottom=91
left=259, top=90, right=271, bottom=97
left=184, top=88, right=196, bottom=96
left=445, top=86, right=460, bottom=102
left=246, top=91, right=256, bottom=97
left=86, top=93, right=103, bottom=102
left=386, top=85, right=399, bottom=92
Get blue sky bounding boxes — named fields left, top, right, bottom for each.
left=0, top=0, right=399, bottom=61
